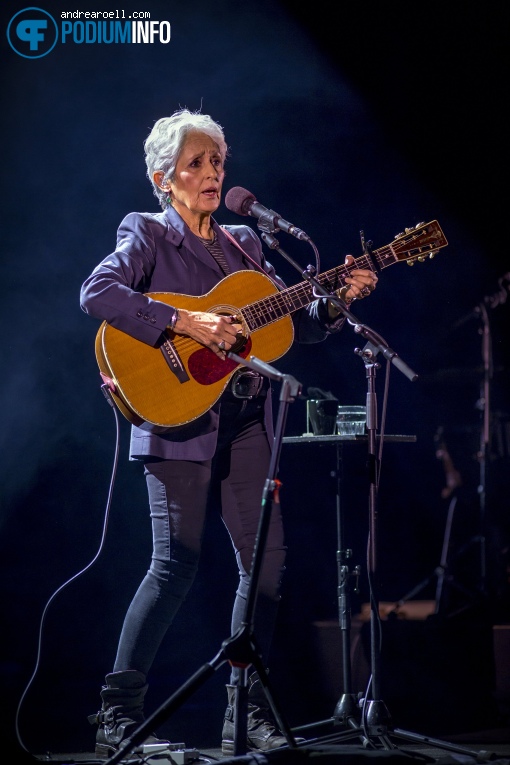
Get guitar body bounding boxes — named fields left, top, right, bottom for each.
left=96, top=270, right=294, bottom=429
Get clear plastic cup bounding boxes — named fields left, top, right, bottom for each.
left=336, top=405, right=366, bottom=436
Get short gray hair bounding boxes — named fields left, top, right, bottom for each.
left=144, top=109, right=228, bottom=210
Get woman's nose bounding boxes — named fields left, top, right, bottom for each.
left=206, top=161, right=219, bottom=177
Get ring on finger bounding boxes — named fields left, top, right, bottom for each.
left=361, top=287, right=371, bottom=297
left=218, top=340, right=226, bottom=350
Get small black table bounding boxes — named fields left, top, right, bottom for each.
left=281, top=432, right=417, bottom=732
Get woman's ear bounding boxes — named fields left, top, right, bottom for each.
left=153, top=171, right=169, bottom=191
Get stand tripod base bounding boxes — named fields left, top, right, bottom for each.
left=364, top=700, right=394, bottom=738
left=293, top=709, right=500, bottom=761
left=334, top=693, right=362, bottom=726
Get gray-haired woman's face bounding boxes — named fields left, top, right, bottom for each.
left=155, top=132, right=225, bottom=221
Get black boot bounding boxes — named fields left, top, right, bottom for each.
left=88, top=670, right=170, bottom=759
left=221, top=674, right=301, bottom=754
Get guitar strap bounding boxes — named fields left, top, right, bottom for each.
left=220, top=226, right=282, bottom=290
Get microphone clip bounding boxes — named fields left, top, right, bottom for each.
left=253, top=203, right=311, bottom=242
left=255, top=207, right=285, bottom=236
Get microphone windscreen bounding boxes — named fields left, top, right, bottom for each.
left=224, top=186, right=256, bottom=215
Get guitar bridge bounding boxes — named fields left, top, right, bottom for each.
left=160, top=337, right=190, bottom=383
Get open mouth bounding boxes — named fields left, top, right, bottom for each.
left=202, top=187, right=218, bottom=198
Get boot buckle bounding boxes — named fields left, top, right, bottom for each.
left=89, top=708, right=114, bottom=726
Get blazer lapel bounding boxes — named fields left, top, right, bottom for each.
left=163, top=205, right=225, bottom=278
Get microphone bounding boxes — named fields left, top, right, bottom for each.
left=224, top=186, right=311, bottom=241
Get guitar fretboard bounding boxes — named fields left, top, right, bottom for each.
left=241, top=250, right=390, bottom=331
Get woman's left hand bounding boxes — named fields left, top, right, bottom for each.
left=328, top=254, right=378, bottom=317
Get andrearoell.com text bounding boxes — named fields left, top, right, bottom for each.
left=61, top=10, right=149, bottom=19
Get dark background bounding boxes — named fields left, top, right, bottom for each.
left=1, top=1, right=508, bottom=760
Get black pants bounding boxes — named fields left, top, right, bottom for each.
left=113, top=391, right=287, bottom=683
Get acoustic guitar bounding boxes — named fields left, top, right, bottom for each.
left=95, top=220, right=447, bottom=430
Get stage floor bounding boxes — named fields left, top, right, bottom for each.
left=23, top=725, right=510, bottom=765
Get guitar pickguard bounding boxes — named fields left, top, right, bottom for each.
left=188, top=338, right=252, bottom=385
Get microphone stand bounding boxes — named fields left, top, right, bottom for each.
left=476, top=299, right=491, bottom=599
left=102, top=354, right=303, bottom=765
left=259, top=228, right=497, bottom=759
left=451, top=274, right=509, bottom=603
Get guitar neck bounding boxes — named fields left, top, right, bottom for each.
left=241, top=247, right=387, bottom=331
left=239, top=219, right=447, bottom=330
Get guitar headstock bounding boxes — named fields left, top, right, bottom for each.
left=391, top=220, right=448, bottom=265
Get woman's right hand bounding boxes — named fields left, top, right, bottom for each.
left=173, top=309, right=242, bottom=359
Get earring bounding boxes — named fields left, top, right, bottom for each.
left=161, top=183, right=171, bottom=205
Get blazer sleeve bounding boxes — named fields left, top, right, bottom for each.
left=80, top=212, right=177, bottom=346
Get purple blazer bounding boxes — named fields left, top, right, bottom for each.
left=80, top=205, right=344, bottom=460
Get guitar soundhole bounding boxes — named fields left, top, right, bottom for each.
left=217, top=309, right=249, bottom=355
left=230, top=333, right=248, bottom=354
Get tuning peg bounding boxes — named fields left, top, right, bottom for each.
left=418, top=256, right=426, bottom=262
left=416, top=221, right=425, bottom=228
left=405, top=227, right=413, bottom=233
left=407, top=260, right=415, bottom=266
left=429, top=251, right=436, bottom=259
left=395, top=231, right=405, bottom=239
